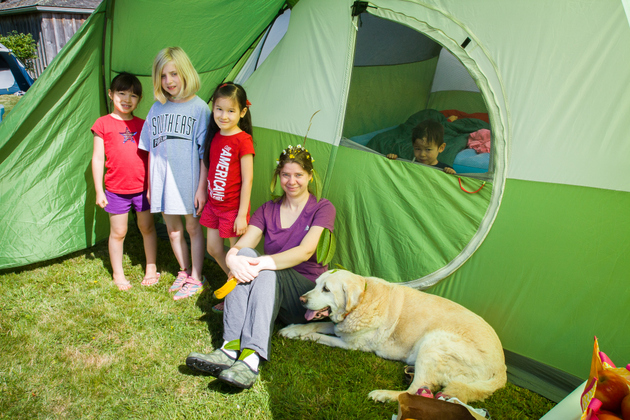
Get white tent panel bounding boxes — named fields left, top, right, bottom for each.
left=421, top=0, right=630, bottom=193
left=235, top=9, right=291, bottom=85
left=244, top=0, right=356, bottom=145
left=0, top=70, right=14, bottom=89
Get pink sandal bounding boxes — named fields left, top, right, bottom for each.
left=173, top=276, right=206, bottom=301
left=169, top=270, right=189, bottom=293
left=416, top=387, right=434, bottom=398
left=435, top=391, right=451, bottom=400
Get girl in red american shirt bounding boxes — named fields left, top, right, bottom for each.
left=197, top=82, right=254, bottom=287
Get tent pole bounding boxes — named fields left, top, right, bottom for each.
left=101, top=0, right=115, bottom=113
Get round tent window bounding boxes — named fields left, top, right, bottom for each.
left=340, top=9, right=508, bottom=288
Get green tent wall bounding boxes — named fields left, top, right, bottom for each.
left=1, top=0, right=629, bottom=402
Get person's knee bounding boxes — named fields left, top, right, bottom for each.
left=137, top=217, right=155, bottom=236
left=206, top=240, right=225, bottom=257
left=167, top=228, right=182, bottom=242
left=237, top=247, right=258, bottom=258
left=110, top=224, right=127, bottom=241
left=185, top=219, right=202, bottom=237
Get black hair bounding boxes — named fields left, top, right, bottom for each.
left=412, top=119, right=444, bottom=147
left=110, top=72, right=142, bottom=97
left=203, top=82, right=253, bottom=168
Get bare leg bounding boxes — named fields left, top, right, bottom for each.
left=136, top=210, right=158, bottom=285
left=206, top=228, right=232, bottom=275
left=163, top=214, right=190, bottom=275
left=184, top=214, right=205, bottom=281
left=109, top=213, right=131, bottom=290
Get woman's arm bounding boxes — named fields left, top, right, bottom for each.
left=234, top=154, right=253, bottom=236
left=264, top=225, right=324, bottom=270
left=91, top=135, right=108, bottom=208
left=227, top=225, right=325, bottom=283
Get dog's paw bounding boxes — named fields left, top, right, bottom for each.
left=278, top=324, right=312, bottom=339
left=368, top=389, right=400, bottom=403
left=302, top=332, right=321, bottom=342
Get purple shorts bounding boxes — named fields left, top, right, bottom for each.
left=104, top=190, right=150, bottom=214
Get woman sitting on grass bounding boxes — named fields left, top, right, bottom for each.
left=186, top=144, right=336, bottom=389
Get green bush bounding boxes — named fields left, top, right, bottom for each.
left=0, top=30, right=37, bottom=72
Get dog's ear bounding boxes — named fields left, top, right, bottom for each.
left=342, top=274, right=365, bottom=315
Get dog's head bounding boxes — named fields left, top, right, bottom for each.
left=301, top=270, right=366, bottom=323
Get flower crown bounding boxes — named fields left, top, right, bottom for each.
left=275, top=144, right=315, bottom=166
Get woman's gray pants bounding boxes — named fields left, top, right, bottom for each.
left=223, top=247, right=316, bottom=360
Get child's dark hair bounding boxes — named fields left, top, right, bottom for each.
left=110, top=72, right=143, bottom=97
left=203, top=82, right=253, bottom=168
left=412, top=119, right=444, bottom=147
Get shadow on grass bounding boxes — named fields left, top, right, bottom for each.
left=176, top=362, right=245, bottom=397
left=0, top=214, right=174, bottom=280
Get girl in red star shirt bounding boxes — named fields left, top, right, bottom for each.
left=91, top=72, right=158, bottom=291
left=198, top=82, right=254, bottom=287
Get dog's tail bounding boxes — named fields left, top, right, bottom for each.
left=441, top=369, right=507, bottom=403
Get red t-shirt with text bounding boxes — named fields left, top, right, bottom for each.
left=207, top=131, right=255, bottom=210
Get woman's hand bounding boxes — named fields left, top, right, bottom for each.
left=386, top=154, right=398, bottom=160
left=226, top=253, right=261, bottom=283
left=225, top=248, right=277, bottom=283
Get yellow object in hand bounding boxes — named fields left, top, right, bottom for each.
left=214, top=278, right=237, bottom=299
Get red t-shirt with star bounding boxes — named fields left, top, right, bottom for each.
left=91, top=114, right=148, bottom=194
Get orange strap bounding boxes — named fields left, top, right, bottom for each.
left=458, top=177, right=486, bottom=194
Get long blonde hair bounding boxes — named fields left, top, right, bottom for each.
left=151, top=47, right=200, bottom=104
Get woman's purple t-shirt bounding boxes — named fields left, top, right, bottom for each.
left=249, top=194, right=335, bottom=282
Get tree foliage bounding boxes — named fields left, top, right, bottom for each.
left=0, top=30, right=38, bottom=72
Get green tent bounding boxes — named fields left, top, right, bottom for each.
left=1, top=0, right=629, bottom=402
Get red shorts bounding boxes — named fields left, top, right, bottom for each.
left=200, top=204, right=249, bottom=238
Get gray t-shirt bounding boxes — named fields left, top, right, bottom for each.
left=139, top=96, right=210, bottom=215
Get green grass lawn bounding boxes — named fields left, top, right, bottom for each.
left=0, top=223, right=556, bottom=419
left=0, top=94, right=21, bottom=117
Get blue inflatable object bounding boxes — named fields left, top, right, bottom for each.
left=0, top=43, right=34, bottom=95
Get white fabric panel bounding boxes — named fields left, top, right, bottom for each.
left=247, top=0, right=630, bottom=192
left=623, top=0, right=630, bottom=28
left=235, top=10, right=290, bottom=85
left=427, top=0, right=630, bottom=192
left=0, top=70, right=15, bottom=89
left=244, top=0, right=355, bottom=145
left=258, top=10, right=291, bottom=65
left=431, top=49, right=480, bottom=93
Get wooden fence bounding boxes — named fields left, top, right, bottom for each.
left=0, top=11, right=91, bottom=78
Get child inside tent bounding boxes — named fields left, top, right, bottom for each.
left=387, top=119, right=456, bottom=174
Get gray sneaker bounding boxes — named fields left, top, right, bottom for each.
left=186, top=349, right=236, bottom=377
left=218, top=360, right=259, bottom=389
